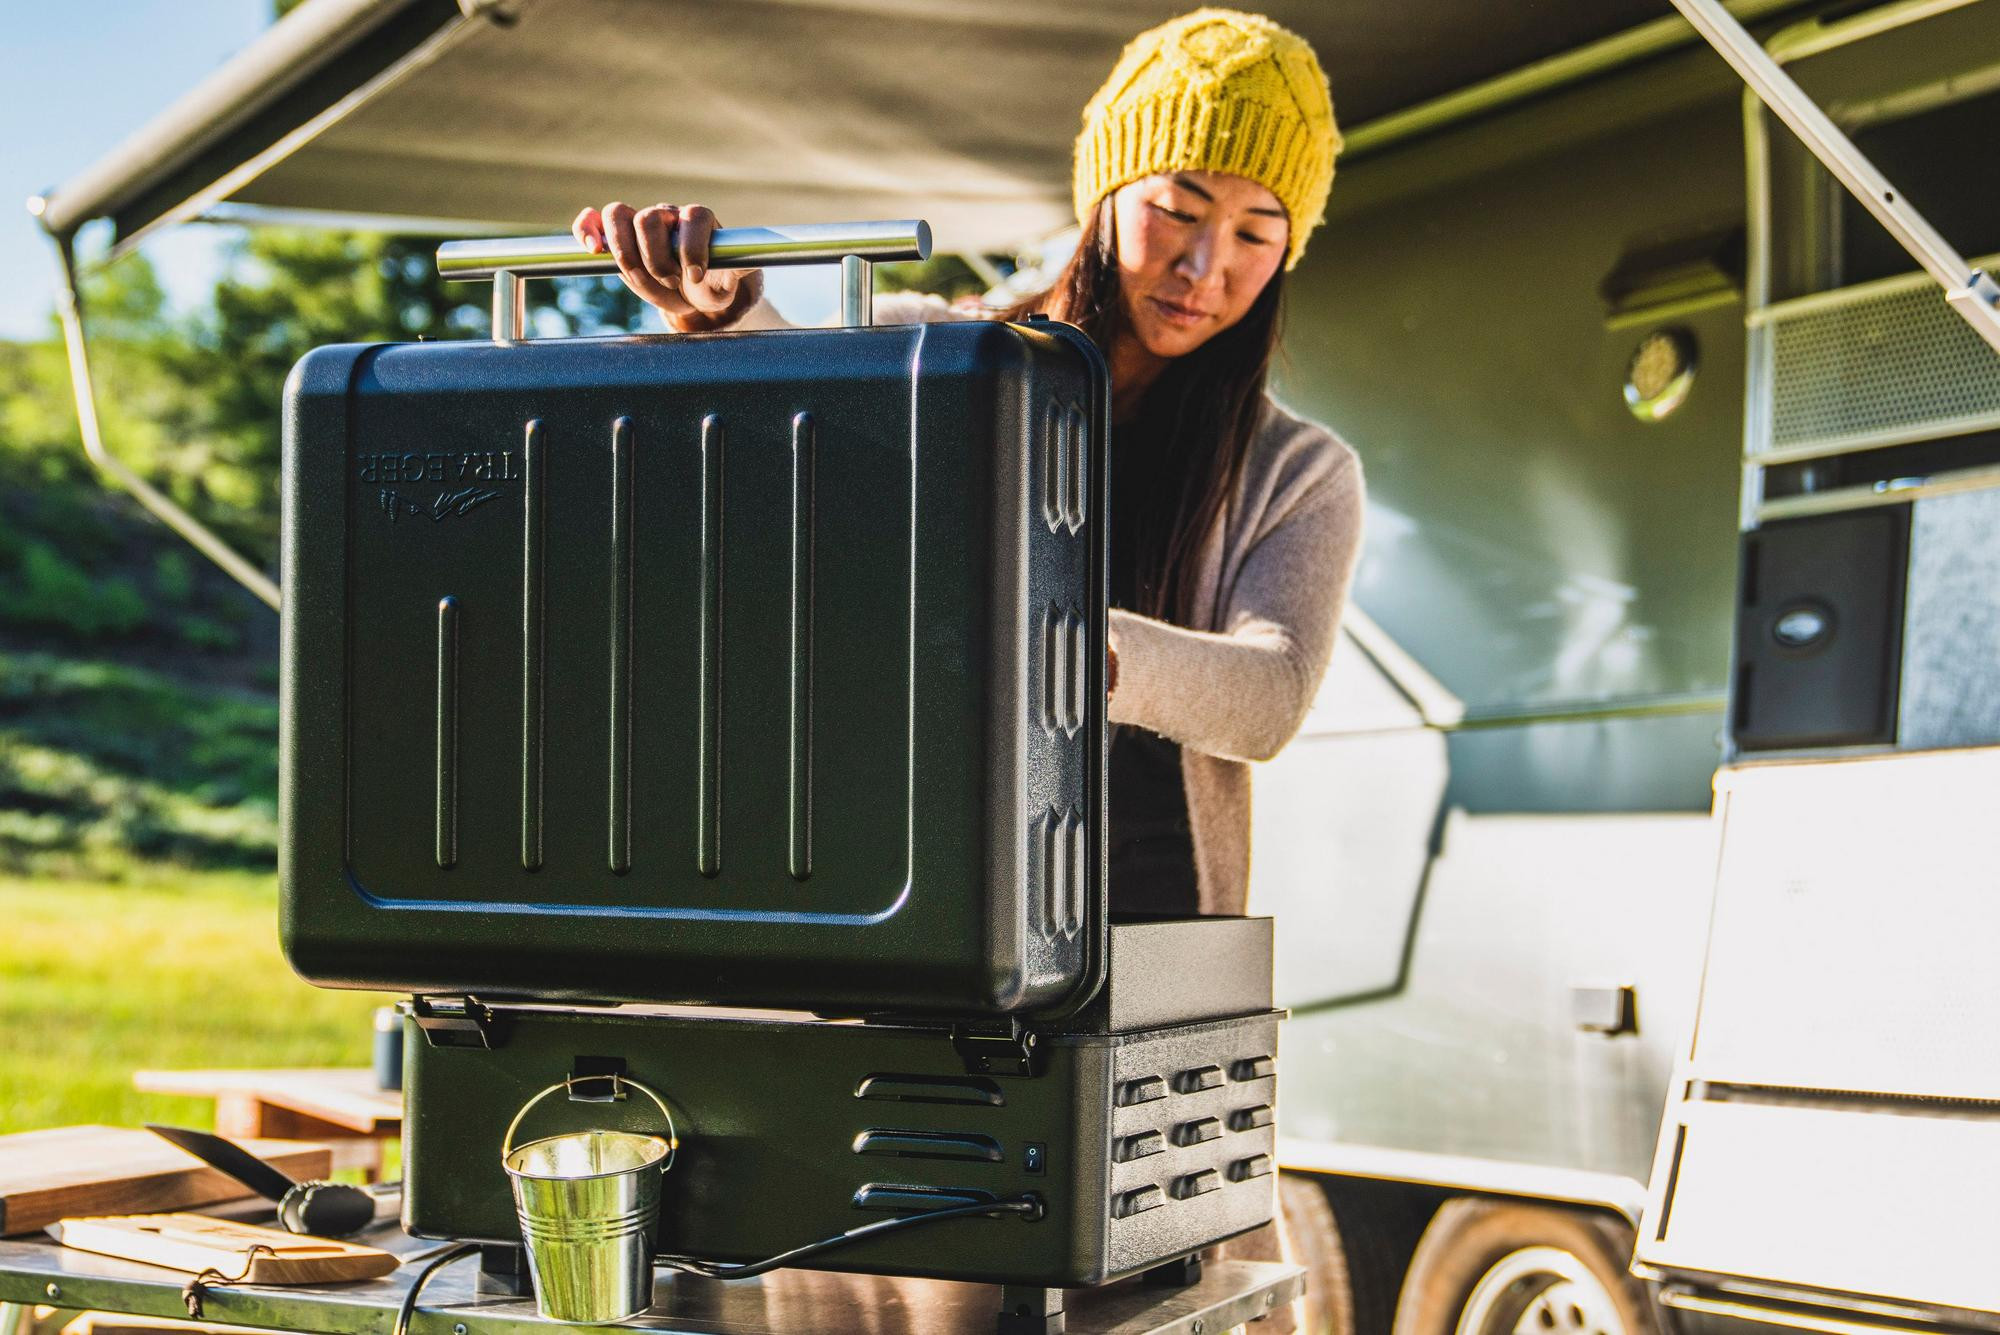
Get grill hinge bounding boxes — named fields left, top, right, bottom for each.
left=407, top=995, right=511, bottom=1049
left=951, top=1021, right=1041, bottom=1077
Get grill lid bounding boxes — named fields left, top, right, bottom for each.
left=280, top=309, right=1109, bottom=1020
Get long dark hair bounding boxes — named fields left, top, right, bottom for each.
left=1004, top=198, right=1286, bottom=623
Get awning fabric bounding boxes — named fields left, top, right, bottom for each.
left=42, top=0, right=1684, bottom=255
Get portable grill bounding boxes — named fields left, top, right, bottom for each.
left=278, top=222, right=1282, bottom=1329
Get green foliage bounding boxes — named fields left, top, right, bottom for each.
left=0, top=253, right=187, bottom=498
left=153, top=550, right=194, bottom=606
left=0, top=244, right=273, bottom=651
left=0, top=483, right=263, bottom=652
left=174, top=614, right=242, bottom=653
left=0, top=652, right=277, bottom=878
left=156, top=228, right=650, bottom=568
left=0, top=542, right=147, bottom=637
left=0, top=0, right=470, bottom=1139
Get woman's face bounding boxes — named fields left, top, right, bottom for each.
left=1109, top=169, right=1289, bottom=360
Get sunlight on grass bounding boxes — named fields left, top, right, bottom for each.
left=0, top=870, right=390, bottom=1134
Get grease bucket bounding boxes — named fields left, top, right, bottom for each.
left=501, top=1075, right=678, bottom=1324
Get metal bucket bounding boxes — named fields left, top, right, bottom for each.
left=501, top=1075, right=678, bottom=1324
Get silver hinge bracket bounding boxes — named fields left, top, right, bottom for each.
left=951, top=1022, right=1041, bottom=1077
left=407, top=995, right=510, bottom=1049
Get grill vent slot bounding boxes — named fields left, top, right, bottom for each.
left=1172, top=1169, right=1221, bottom=1200
left=1229, top=1154, right=1273, bottom=1182
left=1113, top=1185, right=1165, bottom=1218
left=1228, top=1104, right=1274, bottom=1131
left=851, top=1129, right=1004, bottom=1162
left=853, top=1184, right=997, bottom=1213
left=854, top=1074, right=1005, bottom=1106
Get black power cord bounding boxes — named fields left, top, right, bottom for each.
left=657, top=1194, right=1044, bottom=1281
left=391, top=1241, right=481, bottom=1335
left=386, top=1195, right=1040, bottom=1331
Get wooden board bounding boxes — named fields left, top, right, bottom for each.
left=48, top=1215, right=398, bottom=1284
left=131, top=1071, right=401, bottom=1135
left=0, top=1127, right=331, bottom=1236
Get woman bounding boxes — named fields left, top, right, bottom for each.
left=582, top=13, right=1358, bottom=1327
left=576, top=7, right=1364, bottom=932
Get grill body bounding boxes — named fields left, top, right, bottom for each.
left=280, top=319, right=1107, bottom=1018
left=282, top=311, right=1281, bottom=1286
left=403, top=920, right=1282, bottom=1287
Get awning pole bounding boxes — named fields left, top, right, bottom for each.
left=39, top=226, right=282, bottom=612
left=1664, top=0, right=2000, bottom=353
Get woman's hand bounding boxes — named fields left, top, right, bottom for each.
left=573, top=202, right=764, bottom=332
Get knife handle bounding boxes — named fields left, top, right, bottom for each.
left=277, top=1181, right=376, bottom=1238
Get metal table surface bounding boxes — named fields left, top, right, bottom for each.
left=0, top=1222, right=1303, bottom=1335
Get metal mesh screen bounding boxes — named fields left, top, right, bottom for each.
left=1768, top=269, right=2000, bottom=453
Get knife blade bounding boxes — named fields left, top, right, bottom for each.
left=144, top=1124, right=375, bottom=1237
left=146, top=1125, right=301, bottom=1201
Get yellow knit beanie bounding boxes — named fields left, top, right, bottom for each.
left=1072, top=8, right=1340, bottom=270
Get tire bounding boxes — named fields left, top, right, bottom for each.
left=1279, top=1170, right=1354, bottom=1334
left=1322, top=1176, right=1438, bottom=1335
left=1282, top=1174, right=1438, bottom=1335
left=1391, top=1200, right=1659, bottom=1335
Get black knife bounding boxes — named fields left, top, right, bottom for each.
left=145, top=1123, right=376, bottom=1238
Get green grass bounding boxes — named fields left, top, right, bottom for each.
left=0, top=870, right=390, bottom=1135
left=0, top=647, right=372, bottom=1140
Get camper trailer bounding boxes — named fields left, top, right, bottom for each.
left=29, top=0, right=2000, bottom=1331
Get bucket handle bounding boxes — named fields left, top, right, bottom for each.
left=502, top=1074, right=679, bottom=1172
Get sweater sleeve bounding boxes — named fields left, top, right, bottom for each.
left=1107, top=446, right=1364, bottom=763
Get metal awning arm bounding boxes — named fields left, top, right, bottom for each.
left=39, top=229, right=282, bottom=612
left=1666, top=0, right=2000, bottom=354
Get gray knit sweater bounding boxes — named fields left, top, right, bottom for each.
left=735, top=289, right=1366, bottom=913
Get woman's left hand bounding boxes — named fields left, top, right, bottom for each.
left=573, top=201, right=762, bottom=331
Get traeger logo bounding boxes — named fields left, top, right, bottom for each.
left=357, top=450, right=518, bottom=524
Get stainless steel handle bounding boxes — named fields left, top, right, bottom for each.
left=437, top=220, right=931, bottom=280
left=436, top=219, right=931, bottom=341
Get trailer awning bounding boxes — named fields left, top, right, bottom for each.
left=35, top=0, right=1770, bottom=256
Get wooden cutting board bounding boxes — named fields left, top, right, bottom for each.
left=49, top=1215, right=398, bottom=1284
left=0, top=1126, right=332, bottom=1236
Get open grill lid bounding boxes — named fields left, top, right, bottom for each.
left=36, top=0, right=1754, bottom=255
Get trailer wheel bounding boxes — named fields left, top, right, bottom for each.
left=1391, top=1200, right=1656, bottom=1335
left=1291, top=1174, right=1437, bottom=1335
left=1278, top=1171, right=1352, bottom=1333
